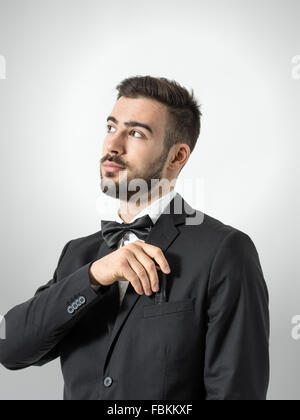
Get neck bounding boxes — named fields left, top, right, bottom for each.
left=118, top=186, right=174, bottom=223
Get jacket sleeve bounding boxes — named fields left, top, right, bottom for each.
left=204, top=230, right=270, bottom=400
left=0, top=240, right=111, bottom=370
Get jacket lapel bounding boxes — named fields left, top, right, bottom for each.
left=102, top=192, right=196, bottom=373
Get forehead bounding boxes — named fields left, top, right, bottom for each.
left=110, top=96, right=168, bottom=137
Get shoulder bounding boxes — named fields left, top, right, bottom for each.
left=201, top=215, right=265, bottom=295
left=202, top=214, right=256, bottom=252
left=68, top=229, right=102, bottom=248
left=181, top=211, right=256, bottom=257
left=61, top=229, right=103, bottom=262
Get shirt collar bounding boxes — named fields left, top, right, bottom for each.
left=115, top=189, right=177, bottom=225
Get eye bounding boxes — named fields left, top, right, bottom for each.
left=106, top=125, right=144, bottom=139
left=130, top=130, right=143, bottom=138
left=106, top=124, right=116, bottom=133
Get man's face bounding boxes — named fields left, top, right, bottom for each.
left=101, top=96, right=171, bottom=201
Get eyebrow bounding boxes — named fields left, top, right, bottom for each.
left=106, top=115, right=153, bottom=135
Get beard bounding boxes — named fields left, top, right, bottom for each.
left=100, top=146, right=170, bottom=203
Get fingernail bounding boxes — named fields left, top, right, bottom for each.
left=165, top=266, right=171, bottom=273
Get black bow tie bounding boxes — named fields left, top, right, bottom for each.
left=101, top=214, right=154, bottom=249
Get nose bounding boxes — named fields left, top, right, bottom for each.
left=105, top=130, right=126, bottom=155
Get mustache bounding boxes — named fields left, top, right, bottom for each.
left=101, top=154, right=127, bottom=168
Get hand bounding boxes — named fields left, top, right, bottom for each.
left=89, top=240, right=171, bottom=296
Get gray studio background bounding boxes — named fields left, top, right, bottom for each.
left=0, top=0, right=299, bottom=400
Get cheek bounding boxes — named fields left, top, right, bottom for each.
left=127, top=142, right=150, bottom=159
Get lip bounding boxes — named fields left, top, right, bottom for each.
left=103, top=162, right=126, bottom=172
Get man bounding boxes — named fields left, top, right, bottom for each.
left=0, top=75, right=269, bottom=400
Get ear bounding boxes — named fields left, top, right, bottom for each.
left=168, top=144, right=191, bottom=171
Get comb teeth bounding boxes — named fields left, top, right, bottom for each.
left=154, top=272, right=167, bottom=304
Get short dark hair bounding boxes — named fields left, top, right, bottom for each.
left=116, top=75, right=202, bottom=155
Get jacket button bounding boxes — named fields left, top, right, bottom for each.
left=104, top=376, right=113, bottom=387
left=67, top=306, right=74, bottom=314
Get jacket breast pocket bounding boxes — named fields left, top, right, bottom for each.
left=143, top=298, right=195, bottom=318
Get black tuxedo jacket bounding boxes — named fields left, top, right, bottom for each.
left=0, top=193, right=269, bottom=400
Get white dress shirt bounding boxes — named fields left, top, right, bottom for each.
left=97, top=189, right=177, bottom=306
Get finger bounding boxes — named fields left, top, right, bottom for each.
left=126, top=252, right=153, bottom=296
left=133, top=241, right=171, bottom=274
left=121, top=261, right=144, bottom=295
left=129, top=244, right=160, bottom=293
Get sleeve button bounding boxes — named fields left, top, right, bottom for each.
left=103, top=376, right=113, bottom=387
left=67, top=306, right=74, bottom=314
left=72, top=302, right=78, bottom=311
left=79, top=296, right=86, bottom=305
